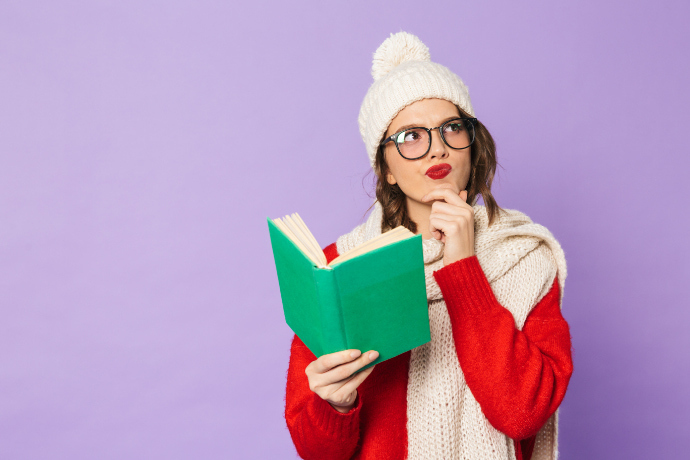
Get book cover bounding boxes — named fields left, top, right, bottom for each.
left=268, top=218, right=430, bottom=372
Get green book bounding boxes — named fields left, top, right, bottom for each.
left=267, top=212, right=430, bottom=373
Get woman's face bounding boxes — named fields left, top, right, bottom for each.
left=383, top=98, right=472, bottom=203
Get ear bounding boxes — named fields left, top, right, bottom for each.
left=386, top=171, right=397, bottom=185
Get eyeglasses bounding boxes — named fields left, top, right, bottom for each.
left=380, top=117, right=478, bottom=160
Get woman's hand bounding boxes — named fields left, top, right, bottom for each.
left=305, top=349, right=379, bottom=413
left=421, top=185, right=475, bottom=266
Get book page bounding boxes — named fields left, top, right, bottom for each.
left=291, top=213, right=328, bottom=267
left=340, top=227, right=408, bottom=258
left=282, top=214, right=320, bottom=263
left=328, top=226, right=415, bottom=266
left=280, top=215, right=325, bottom=267
left=272, top=213, right=328, bottom=268
left=272, top=219, right=315, bottom=264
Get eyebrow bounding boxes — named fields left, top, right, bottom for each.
left=390, top=115, right=462, bottom=135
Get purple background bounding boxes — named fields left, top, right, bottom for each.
left=1, top=1, right=688, bottom=458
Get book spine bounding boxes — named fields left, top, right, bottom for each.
left=312, top=267, right=348, bottom=355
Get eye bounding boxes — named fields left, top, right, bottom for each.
left=405, top=130, right=422, bottom=142
left=396, top=130, right=423, bottom=144
left=444, top=121, right=464, bottom=134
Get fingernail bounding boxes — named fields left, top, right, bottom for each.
left=350, top=350, right=361, bottom=359
left=369, top=351, right=379, bottom=361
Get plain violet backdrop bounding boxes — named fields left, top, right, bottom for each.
left=1, top=1, right=688, bottom=458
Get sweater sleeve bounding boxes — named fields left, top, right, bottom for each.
left=432, top=255, right=573, bottom=441
left=284, top=242, right=364, bottom=460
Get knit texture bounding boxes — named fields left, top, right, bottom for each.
left=335, top=201, right=567, bottom=460
left=358, top=32, right=475, bottom=169
left=284, top=245, right=572, bottom=459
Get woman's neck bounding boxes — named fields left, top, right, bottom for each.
left=406, top=197, right=434, bottom=240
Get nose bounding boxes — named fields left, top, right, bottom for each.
left=429, top=128, right=449, bottom=160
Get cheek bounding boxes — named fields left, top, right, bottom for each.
left=386, top=152, right=405, bottom=181
left=392, top=164, right=426, bottom=197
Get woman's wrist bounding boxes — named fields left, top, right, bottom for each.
left=330, top=402, right=353, bottom=413
left=328, top=391, right=359, bottom=413
left=443, top=251, right=475, bottom=267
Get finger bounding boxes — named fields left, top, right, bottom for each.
left=431, top=216, right=473, bottom=240
left=314, top=349, right=362, bottom=374
left=429, top=217, right=462, bottom=240
left=427, top=202, right=470, bottom=226
left=330, top=365, right=376, bottom=400
left=428, top=217, right=447, bottom=242
left=322, top=350, right=379, bottom=385
left=429, top=200, right=468, bottom=216
left=423, top=187, right=466, bottom=204
left=429, top=211, right=460, bottom=222
left=421, top=188, right=469, bottom=207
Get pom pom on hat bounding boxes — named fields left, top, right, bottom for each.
left=372, top=32, right=431, bottom=81
left=358, top=31, right=475, bottom=169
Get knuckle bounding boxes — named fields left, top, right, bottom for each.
left=323, top=388, right=336, bottom=401
left=333, top=394, right=349, bottom=406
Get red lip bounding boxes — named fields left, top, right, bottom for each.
left=426, top=163, right=452, bottom=179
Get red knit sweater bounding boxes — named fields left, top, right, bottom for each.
left=285, top=242, right=573, bottom=460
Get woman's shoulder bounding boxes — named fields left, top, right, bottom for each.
left=473, top=204, right=567, bottom=301
left=474, top=205, right=562, bottom=251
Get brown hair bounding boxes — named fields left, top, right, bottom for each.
left=363, top=105, right=505, bottom=233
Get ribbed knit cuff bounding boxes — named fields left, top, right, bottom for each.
left=432, top=255, right=498, bottom=315
left=306, top=391, right=362, bottom=437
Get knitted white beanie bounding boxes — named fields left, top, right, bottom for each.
left=358, top=31, right=475, bottom=169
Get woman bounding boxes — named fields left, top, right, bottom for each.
left=284, top=31, right=573, bottom=460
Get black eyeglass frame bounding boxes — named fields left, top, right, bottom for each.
left=380, top=117, right=478, bottom=160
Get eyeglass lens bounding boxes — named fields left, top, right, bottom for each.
left=395, top=119, right=475, bottom=159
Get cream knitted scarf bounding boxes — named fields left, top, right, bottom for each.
left=336, top=201, right=568, bottom=460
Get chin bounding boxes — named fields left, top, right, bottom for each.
left=437, top=178, right=462, bottom=192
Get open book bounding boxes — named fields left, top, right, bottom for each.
left=271, top=212, right=418, bottom=268
left=267, top=212, right=430, bottom=373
